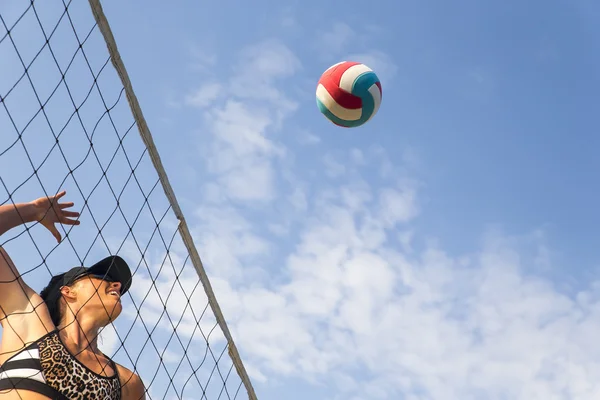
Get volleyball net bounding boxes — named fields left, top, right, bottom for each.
left=0, top=1, right=257, bottom=398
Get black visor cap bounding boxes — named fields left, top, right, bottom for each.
left=62, top=255, right=132, bottom=295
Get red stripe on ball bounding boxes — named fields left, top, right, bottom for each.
left=318, top=61, right=363, bottom=110
left=327, top=86, right=362, bottom=110
left=328, top=61, right=361, bottom=86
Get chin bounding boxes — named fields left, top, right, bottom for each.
left=109, top=303, right=123, bottom=321
left=101, top=300, right=123, bottom=323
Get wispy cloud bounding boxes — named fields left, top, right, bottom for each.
left=345, top=50, right=398, bottom=84
left=169, top=37, right=600, bottom=400
left=187, top=43, right=218, bottom=73
left=319, top=22, right=356, bottom=56
left=316, top=22, right=398, bottom=86
left=185, top=40, right=299, bottom=204
left=184, top=82, right=222, bottom=108
left=219, top=193, right=600, bottom=399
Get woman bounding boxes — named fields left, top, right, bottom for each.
left=0, top=191, right=146, bottom=399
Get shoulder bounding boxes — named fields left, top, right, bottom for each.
left=116, top=363, right=146, bottom=400
left=0, top=247, right=55, bottom=348
left=0, top=293, right=55, bottom=364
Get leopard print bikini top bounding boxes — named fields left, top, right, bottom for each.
left=0, top=329, right=121, bottom=399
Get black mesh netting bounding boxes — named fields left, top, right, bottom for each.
left=0, top=1, right=253, bottom=399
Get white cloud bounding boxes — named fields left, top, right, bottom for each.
left=344, top=50, right=398, bottom=84
left=296, top=129, right=321, bottom=146
left=169, top=37, right=600, bottom=400
left=99, top=323, right=119, bottom=356
left=185, top=40, right=299, bottom=204
left=204, top=100, right=283, bottom=202
left=323, top=154, right=347, bottom=178
left=191, top=204, right=272, bottom=283
left=235, top=40, right=300, bottom=82
left=187, top=43, right=218, bottom=73
left=222, top=206, right=600, bottom=400
left=377, top=185, right=419, bottom=226
left=315, top=21, right=397, bottom=89
left=319, top=22, right=356, bottom=56
left=185, top=82, right=222, bottom=108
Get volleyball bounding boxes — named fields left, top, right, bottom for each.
left=316, top=61, right=382, bottom=128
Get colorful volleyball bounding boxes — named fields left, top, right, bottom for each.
left=316, top=61, right=382, bottom=128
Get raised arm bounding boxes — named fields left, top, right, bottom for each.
left=0, top=191, right=80, bottom=242
left=0, top=201, right=41, bottom=237
left=0, top=191, right=80, bottom=323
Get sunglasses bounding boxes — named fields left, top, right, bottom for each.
left=75, top=273, right=117, bottom=284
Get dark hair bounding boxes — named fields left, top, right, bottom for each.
left=39, top=273, right=67, bottom=327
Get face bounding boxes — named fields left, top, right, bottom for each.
left=61, top=274, right=123, bottom=325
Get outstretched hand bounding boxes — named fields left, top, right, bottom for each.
left=32, top=190, right=80, bottom=242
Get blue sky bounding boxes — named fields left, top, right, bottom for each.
left=1, top=0, right=600, bottom=399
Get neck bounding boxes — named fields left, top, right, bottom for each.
left=59, top=314, right=104, bottom=353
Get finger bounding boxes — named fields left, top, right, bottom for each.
left=61, top=210, right=80, bottom=217
left=59, top=202, right=75, bottom=209
left=48, top=225, right=61, bottom=242
left=55, top=190, right=66, bottom=200
left=60, top=218, right=80, bottom=226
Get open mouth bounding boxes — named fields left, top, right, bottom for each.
left=108, top=290, right=120, bottom=298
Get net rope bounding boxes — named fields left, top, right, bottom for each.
left=0, top=1, right=257, bottom=399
